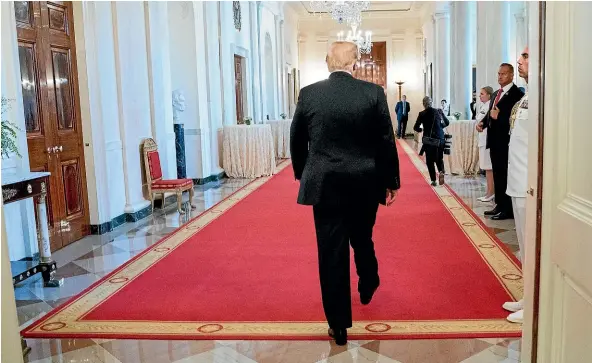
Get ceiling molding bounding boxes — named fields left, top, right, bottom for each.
left=300, top=2, right=413, bottom=15
left=292, top=1, right=427, bottom=20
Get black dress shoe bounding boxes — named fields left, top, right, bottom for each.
left=360, top=283, right=379, bottom=305
left=491, top=211, right=514, bottom=220
left=328, top=328, right=347, bottom=346
left=484, top=208, right=499, bottom=216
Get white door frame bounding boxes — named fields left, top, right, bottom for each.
left=521, top=3, right=545, bottom=362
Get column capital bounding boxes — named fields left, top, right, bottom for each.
left=391, top=33, right=405, bottom=41
left=514, top=7, right=527, bottom=20
left=434, top=12, right=450, bottom=21
left=316, top=35, right=329, bottom=43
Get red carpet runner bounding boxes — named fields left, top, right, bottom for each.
left=22, top=141, right=522, bottom=340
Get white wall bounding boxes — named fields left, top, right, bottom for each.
left=1, top=1, right=37, bottom=260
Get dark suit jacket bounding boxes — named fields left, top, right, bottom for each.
left=482, top=84, right=524, bottom=150
left=290, top=72, right=400, bottom=206
left=395, top=101, right=411, bottom=121
left=413, top=107, right=450, bottom=140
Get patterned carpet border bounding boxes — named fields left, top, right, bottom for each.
left=22, top=150, right=522, bottom=340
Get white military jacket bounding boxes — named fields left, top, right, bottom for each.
left=507, top=92, right=529, bottom=198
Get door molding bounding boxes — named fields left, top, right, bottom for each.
left=530, top=2, right=546, bottom=362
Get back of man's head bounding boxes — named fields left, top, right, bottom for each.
left=326, top=42, right=358, bottom=73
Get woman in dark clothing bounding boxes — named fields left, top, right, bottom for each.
left=414, top=96, right=450, bottom=186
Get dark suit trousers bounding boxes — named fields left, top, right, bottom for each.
left=312, top=201, right=380, bottom=329
left=425, top=145, right=445, bottom=182
left=397, top=116, right=409, bottom=137
left=490, top=146, right=512, bottom=213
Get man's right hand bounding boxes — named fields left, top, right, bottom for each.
left=476, top=122, right=484, bottom=132
left=386, top=189, right=398, bottom=206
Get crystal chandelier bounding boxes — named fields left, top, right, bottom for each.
left=337, top=25, right=373, bottom=55
left=309, top=1, right=370, bottom=27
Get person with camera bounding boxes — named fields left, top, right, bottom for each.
left=414, top=96, right=450, bottom=186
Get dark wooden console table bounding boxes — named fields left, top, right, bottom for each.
left=2, top=172, right=61, bottom=287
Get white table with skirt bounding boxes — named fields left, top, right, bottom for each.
left=266, top=119, right=291, bottom=159
left=444, top=119, right=480, bottom=175
left=222, top=125, right=276, bottom=178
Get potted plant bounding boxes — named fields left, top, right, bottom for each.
left=279, top=113, right=287, bottom=120
left=452, top=111, right=462, bottom=121
left=243, top=116, right=252, bottom=125
left=1, top=97, right=21, bottom=159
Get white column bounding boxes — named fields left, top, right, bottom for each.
left=249, top=1, right=262, bottom=122
left=256, top=2, right=265, bottom=122
left=112, top=1, right=153, bottom=213
left=273, top=14, right=282, bottom=119
left=1, top=205, right=25, bottom=363
left=476, top=1, right=511, bottom=95
left=205, top=1, right=224, bottom=173
left=514, top=7, right=528, bottom=88
left=145, top=2, right=176, bottom=179
left=434, top=11, right=450, bottom=109
left=280, top=19, right=287, bottom=115
left=219, top=1, right=235, bottom=126
left=192, top=1, right=212, bottom=178
left=73, top=2, right=127, bottom=223
left=450, top=1, right=472, bottom=119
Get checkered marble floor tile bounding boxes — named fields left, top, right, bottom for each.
left=16, top=152, right=522, bottom=362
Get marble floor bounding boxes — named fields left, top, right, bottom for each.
left=14, top=146, right=522, bottom=363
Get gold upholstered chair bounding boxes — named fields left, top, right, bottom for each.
left=142, top=138, right=195, bottom=214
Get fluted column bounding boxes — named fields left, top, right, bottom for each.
left=249, top=1, right=262, bottom=122
left=450, top=1, right=472, bottom=119
left=434, top=11, right=450, bottom=109
left=145, top=1, right=176, bottom=179
left=112, top=1, right=153, bottom=213
left=514, top=7, right=528, bottom=88
left=476, top=1, right=510, bottom=95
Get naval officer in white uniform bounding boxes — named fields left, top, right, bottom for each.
left=502, top=47, right=530, bottom=324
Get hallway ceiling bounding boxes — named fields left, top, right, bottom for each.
left=294, top=1, right=427, bottom=17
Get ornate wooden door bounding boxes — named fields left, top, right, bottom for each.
left=14, top=1, right=90, bottom=250
left=234, top=55, right=245, bottom=123
left=353, top=41, right=387, bottom=89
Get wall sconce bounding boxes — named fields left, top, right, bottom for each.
left=395, top=81, right=405, bottom=101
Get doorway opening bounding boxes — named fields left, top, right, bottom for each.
left=234, top=54, right=247, bottom=124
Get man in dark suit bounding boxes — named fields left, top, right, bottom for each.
left=290, top=41, right=400, bottom=346
left=395, top=95, right=411, bottom=138
left=477, top=63, right=524, bottom=220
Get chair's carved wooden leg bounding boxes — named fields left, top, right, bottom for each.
left=177, top=190, right=185, bottom=214
left=189, top=187, right=196, bottom=209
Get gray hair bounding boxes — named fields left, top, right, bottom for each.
left=422, top=96, right=432, bottom=109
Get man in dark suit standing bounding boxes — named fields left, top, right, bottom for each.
left=477, top=63, right=524, bottom=220
left=395, top=95, right=411, bottom=138
left=290, top=42, right=400, bottom=346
